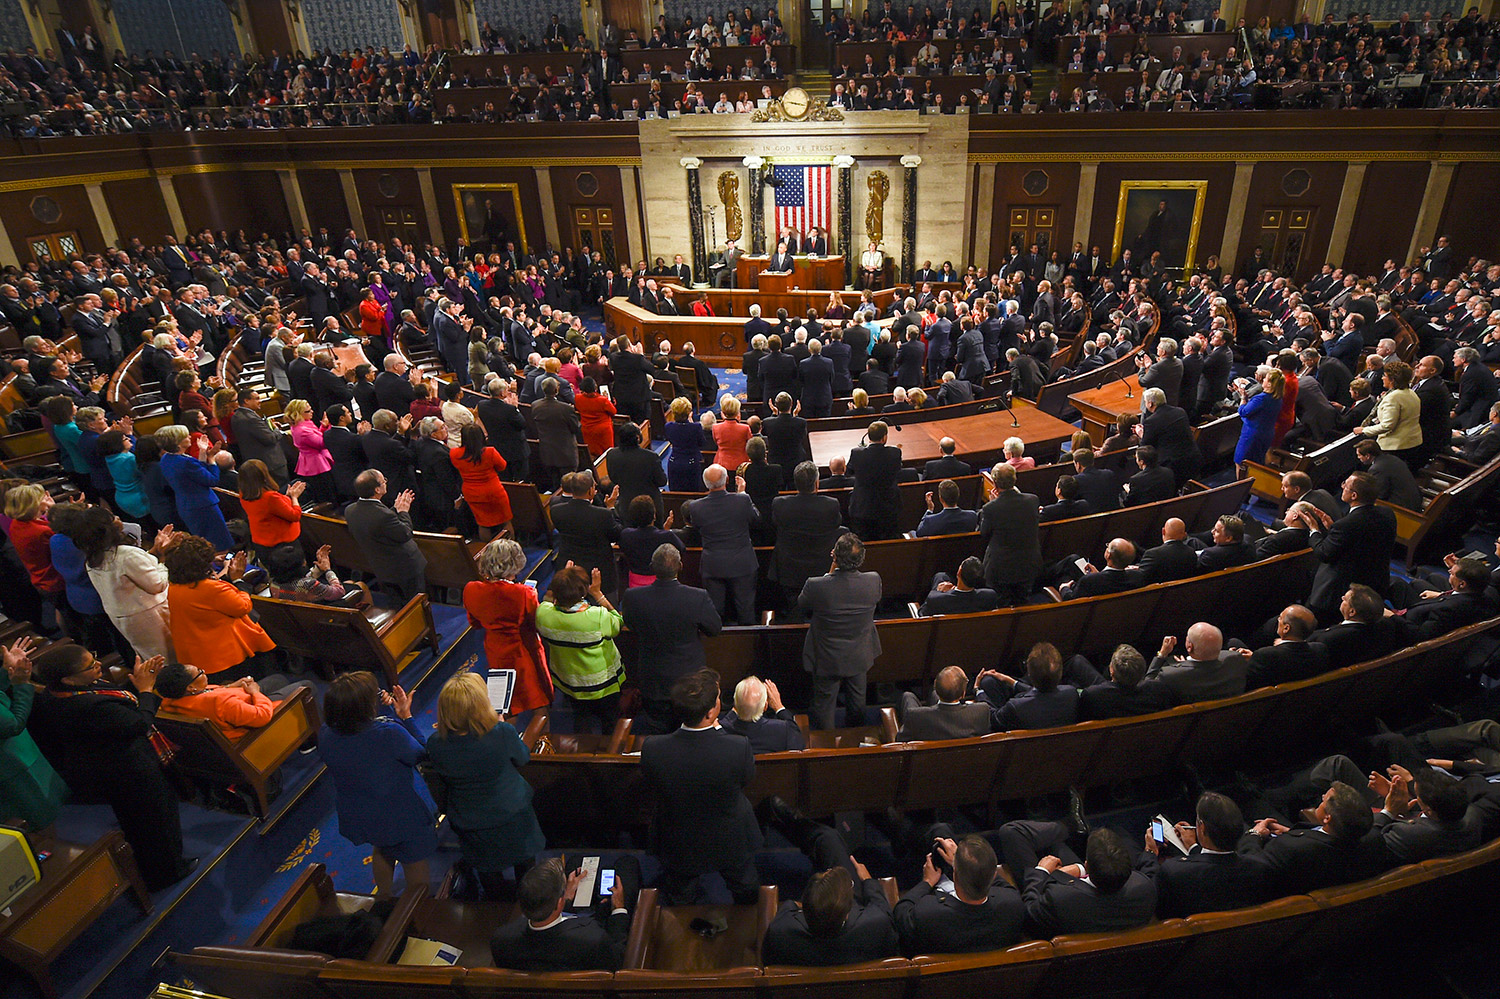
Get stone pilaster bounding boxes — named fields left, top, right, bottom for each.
left=901, top=155, right=921, bottom=285
left=834, top=155, right=854, bottom=289
left=744, top=156, right=766, bottom=255
left=681, top=157, right=707, bottom=285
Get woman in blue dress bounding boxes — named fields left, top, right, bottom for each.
left=661, top=395, right=708, bottom=493
left=156, top=425, right=233, bottom=550
left=1234, top=368, right=1285, bottom=468
left=319, top=671, right=436, bottom=895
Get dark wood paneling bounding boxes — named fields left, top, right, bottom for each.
left=1344, top=161, right=1427, bottom=277
left=1235, top=160, right=1346, bottom=283
left=172, top=170, right=291, bottom=237
left=989, top=162, right=1081, bottom=266
left=297, top=169, right=352, bottom=236
left=429, top=166, right=545, bottom=257
left=245, top=1, right=294, bottom=56
left=350, top=168, right=425, bottom=245
left=1089, top=162, right=1236, bottom=268
left=1439, top=162, right=1500, bottom=266
left=549, top=165, right=628, bottom=262
left=0, top=184, right=104, bottom=256
left=101, top=177, right=173, bottom=244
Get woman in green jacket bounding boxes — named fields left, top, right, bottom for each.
left=0, top=636, right=68, bottom=829
left=534, top=563, right=624, bottom=735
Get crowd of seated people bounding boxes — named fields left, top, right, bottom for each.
left=832, top=3, right=1500, bottom=112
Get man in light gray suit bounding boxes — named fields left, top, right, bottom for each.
left=896, top=665, right=991, bottom=741
left=1145, top=622, right=1250, bottom=704
left=799, top=532, right=883, bottom=729
left=684, top=464, right=760, bottom=625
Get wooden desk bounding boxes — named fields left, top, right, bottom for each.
left=807, top=400, right=1076, bottom=469
left=737, top=255, right=846, bottom=291
left=1069, top=373, right=1143, bottom=446
left=604, top=296, right=894, bottom=367
left=0, top=830, right=152, bottom=997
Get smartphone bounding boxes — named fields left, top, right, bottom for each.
left=1151, top=820, right=1166, bottom=843
left=598, top=869, right=615, bottom=896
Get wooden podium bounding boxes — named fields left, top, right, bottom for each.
left=737, top=255, right=845, bottom=291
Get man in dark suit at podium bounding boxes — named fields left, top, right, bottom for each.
left=768, top=240, right=796, bottom=273
left=641, top=670, right=763, bottom=904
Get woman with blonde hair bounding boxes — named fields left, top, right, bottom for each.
left=847, top=388, right=874, bottom=417
left=1360, top=358, right=1424, bottom=470
left=1235, top=368, right=1284, bottom=467
left=286, top=398, right=335, bottom=503
left=712, top=394, right=752, bottom=474
left=909, top=387, right=928, bottom=410
left=663, top=395, right=707, bottom=492
left=424, top=671, right=545, bottom=897
left=464, top=539, right=550, bottom=715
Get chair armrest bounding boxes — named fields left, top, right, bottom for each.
left=622, top=887, right=660, bottom=970
left=605, top=716, right=633, bottom=755
left=879, top=877, right=899, bottom=909
left=364, top=884, right=430, bottom=963
left=521, top=710, right=549, bottom=749
left=1043, top=586, right=1064, bottom=602
left=907, top=601, right=922, bottom=618
left=878, top=707, right=899, bottom=744
left=753, top=885, right=779, bottom=964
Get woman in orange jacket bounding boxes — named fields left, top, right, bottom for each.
left=163, top=535, right=276, bottom=683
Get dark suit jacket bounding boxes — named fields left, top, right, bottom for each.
left=477, top=396, right=530, bottom=479
left=893, top=881, right=1025, bottom=956
left=490, top=911, right=630, bottom=971
left=798, top=355, right=835, bottom=412
left=1367, top=453, right=1423, bottom=511
left=1197, top=540, right=1256, bottom=571
left=1455, top=363, right=1499, bottom=429
left=1245, top=641, right=1330, bottom=689
left=686, top=489, right=759, bottom=579
left=620, top=579, right=722, bottom=700
left=1307, top=620, right=1396, bottom=670
left=760, top=351, right=799, bottom=402
left=857, top=369, right=891, bottom=395
left=550, top=494, right=623, bottom=593
left=373, top=371, right=416, bottom=416
left=922, top=455, right=974, bottom=480
left=799, top=570, right=882, bottom=678
left=1125, top=466, right=1176, bottom=506
left=1307, top=504, right=1398, bottom=611
left=1138, top=356, right=1184, bottom=407
left=761, top=413, right=810, bottom=471
left=531, top=397, right=582, bottom=469
left=1399, top=590, right=1496, bottom=642
left=1136, top=539, right=1199, bottom=583
left=771, top=493, right=844, bottom=591
left=1237, top=826, right=1366, bottom=896
left=979, top=490, right=1043, bottom=586
left=1412, top=376, right=1452, bottom=452
left=1255, top=527, right=1311, bottom=559
left=1040, top=498, right=1093, bottom=523
left=1073, top=466, right=1121, bottom=513
left=1146, top=652, right=1248, bottom=702
left=1141, top=847, right=1268, bottom=918
left=287, top=356, right=316, bottom=404
left=1140, top=404, right=1199, bottom=478
left=848, top=442, right=904, bottom=526
left=231, top=406, right=289, bottom=481
left=1021, top=866, right=1156, bottom=937
left=718, top=709, right=806, bottom=752
left=1365, top=810, right=1480, bottom=865
left=322, top=425, right=364, bottom=499
left=1062, top=567, right=1143, bottom=600
left=640, top=726, right=763, bottom=878
left=343, top=498, right=426, bottom=585
left=981, top=683, right=1080, bottom=731
left=896, top=693, right=991, bottom=740
left=1078, top=680, right=1176, bottom=720
left=764, top=878, right=899, bottom=966
left=360, top=429, right=417, bottom=498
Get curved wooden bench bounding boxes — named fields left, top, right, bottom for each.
left=1033, top=332, right=1157, bottom=419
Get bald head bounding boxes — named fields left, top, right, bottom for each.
left=1279, top=605, right=1317, bottom=641
left=1184, top=623, right=1224, bottom=661
left=1162, top=518, right=1187, bottom=542
left=704, top=464, right=729, bottom=491
left=933, top=665, right=968, bottom=703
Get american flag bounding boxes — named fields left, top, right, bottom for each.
left=772, top=164, right=832, bottom=245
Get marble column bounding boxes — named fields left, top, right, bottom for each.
left=901, top=155, right=921, bottom=285
left=682, top=157, right=708, bottom=285
left=834, top=155, right=855, bottom=289
left=744, top=156, right=766, bottom=255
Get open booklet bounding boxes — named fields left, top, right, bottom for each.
left=486, top=669, right=516, bottom=714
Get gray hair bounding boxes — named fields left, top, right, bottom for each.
left=1455, top=346, right=1480, bottom=366
left=1142, top=386, right=1166, bottom=407
left=295, top=343, right=315, bottom=358
left=751, top=334, right=767, bottom=349
left=370, top=409, right=398, bottom=432
left=384, top=353, right=406, bottom=371
left=477, top=538, right=527, bottom=581
left=651, top=543, right=683, bottom=578
left=749, top=304, right=761, bottom=318
left=417, top=416, right=444, bottom=439
left=156, top=424, right=190, bottom=450
left=733, top=676, right=768, bottom=723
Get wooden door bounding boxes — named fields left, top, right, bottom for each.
left=571, top=207, right=620, bottom=269
left=1241, top=0, right=1299, bottom=30
left=1248, top=206, right=1315, bottom=281
left=602, top=0, right=645, bottom=39
left=1005, top=206, right=1059, bottom=262
left=422, top=0, right=463, bottom=49
left=26, top=231, right=81, bottom=265
left=378, top=208, right=422, bottom=248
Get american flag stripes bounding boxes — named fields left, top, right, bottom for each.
left=771, top=164, right=832, bottom=245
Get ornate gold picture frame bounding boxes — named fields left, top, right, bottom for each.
left=1111, top=180, right=1208, bottom=272
left=452, top=183, right=529, bottom=254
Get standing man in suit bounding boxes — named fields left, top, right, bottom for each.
left=798, top=339, right=836, bottom=417
left=715, top=240, right=742, bottom=288
left=762, top=393, right=810, bottom=470
left=896, top=665, right=991, bottom=740
left=685, top=464, right=760, bottom=624
left=620, top=544, right=722, bottom=734
left=1287, top=472, right=1396, bottom=624
left=549, top=471, right=623, bottom=597
left=230, top=388, right=289, bottom=481
left=531, top=377, right=582, bottom=493
left=1452, top=347, right=1498, bottom=430
left=1140, top=793, right=1267, bottom=917
left=641, top=670, right=763, bottom=904
left=847, top=421, right=903, bottom=540
left=477, top=378, right=529, bottom=482
left=1197, top=328, right=1233, bottom=418
left=345, top=469, right=427, bottom=604
left=433, top=297, right=474, bottom=384
left=799, top=533, right=883, bottom=730
left=1411, top=354, right=1452, bottom=468
left=979, top=462, right=1042, bottom=605
left=374, top=354, right=419, bottom=417
left=771, top=462, right=844, bottom=616
left=719, top=676, right=805, bottom=752
left=300, top=263, right=333, bottom=329
left=768, top=240, right=796, bottom=273
left=1136, top=337, right=1183, bottom=409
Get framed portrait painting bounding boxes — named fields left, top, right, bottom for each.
left=452, top=184, right=529, bottom=255
left=1111, top=181, right=1207, bottom=272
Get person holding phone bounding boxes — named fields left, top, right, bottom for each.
left=1139, top=792, right=1266, bottom=917
left=490, top=854, right=641, bottom=971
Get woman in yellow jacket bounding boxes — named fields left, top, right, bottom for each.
left=1359, top=359, right=1424, bottom=471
